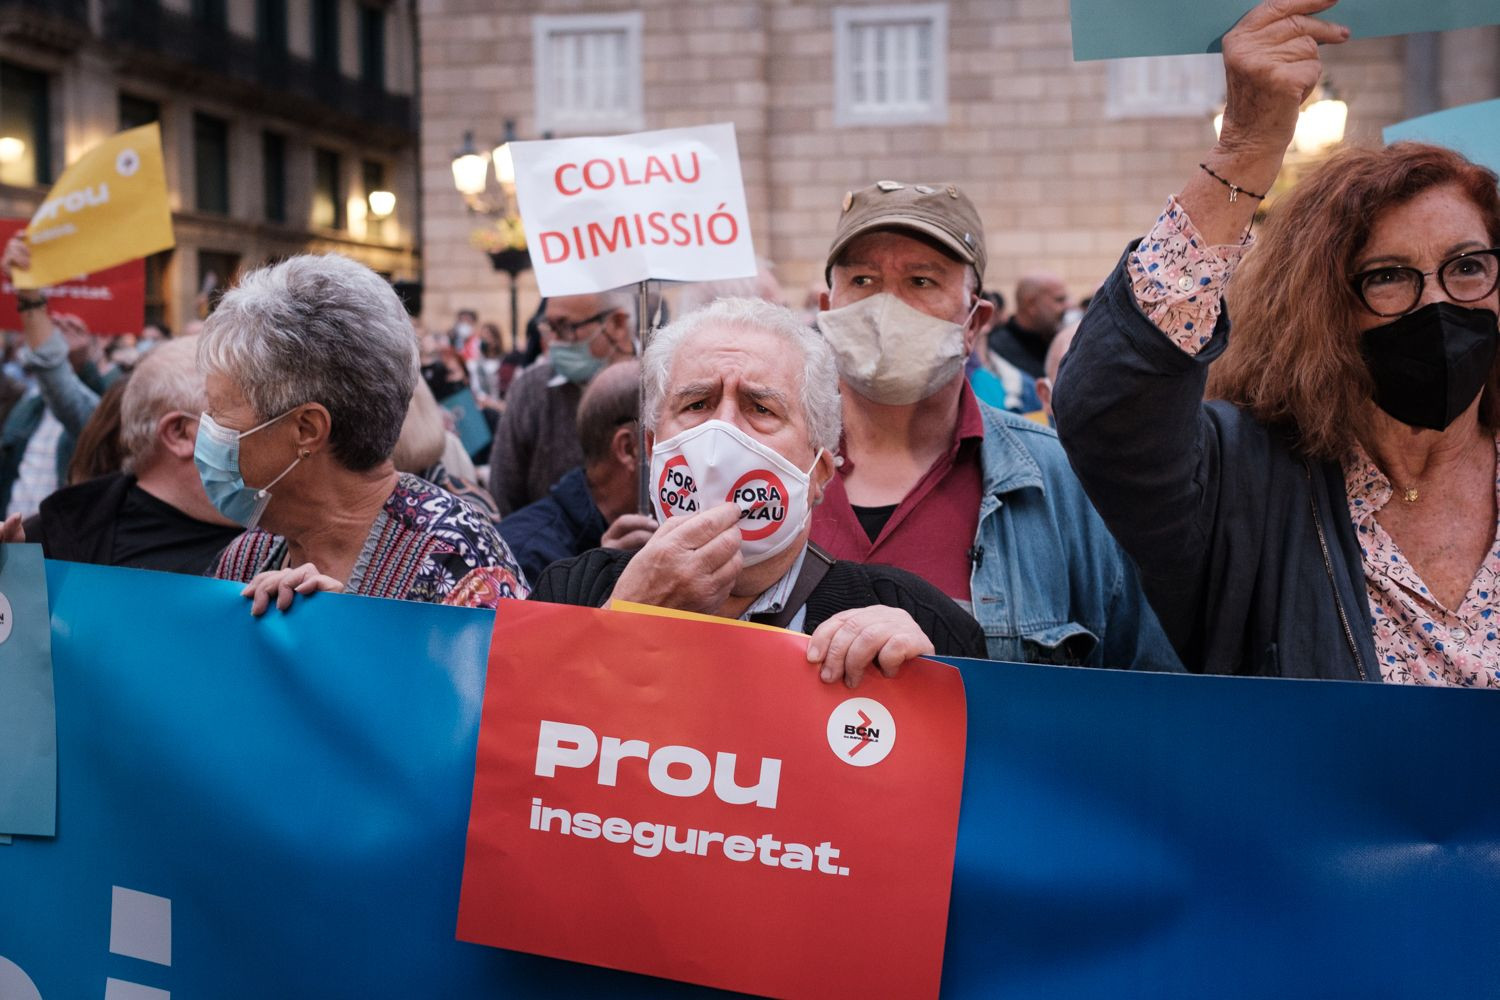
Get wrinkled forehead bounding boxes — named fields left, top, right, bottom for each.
left=666, top=324, right=803, bottom=396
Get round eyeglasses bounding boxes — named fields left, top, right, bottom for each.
left=1349, top=247, right=1500, bottom=318
left=536, top=309, right=611, bottom=343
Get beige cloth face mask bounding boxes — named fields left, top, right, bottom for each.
left=817, top=292, right=975, bottom=405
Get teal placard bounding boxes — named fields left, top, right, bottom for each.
left=1071, top=0, right=1500, bottom=61
left=0, top=544, right=56, bottom=837
left=1384, top=99, right=1500, bottom=176
left=441, top=387, right=494, bottom=459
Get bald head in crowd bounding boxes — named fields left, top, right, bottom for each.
left=120, top=336, right=210, bottom=474
left=988, top=271, right=1072, bottom=378
left=577, top=359, right=641, bottom=482
left=1015, top=273, right=1071, bottom=339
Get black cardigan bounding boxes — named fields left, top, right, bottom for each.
left=1052, top=244, right=1379, bottom=680
left=529, top=546, right=988, bottom=660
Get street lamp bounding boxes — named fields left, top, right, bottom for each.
left=1291, top=89, right=1349, bottom=155
left=1213, top=82, right=1348, bottom=156
left=452, top=119, right=531, bottom=352
left=367, top=189, right=396, bottom=220
left=451, top=131, right=490, bottom=203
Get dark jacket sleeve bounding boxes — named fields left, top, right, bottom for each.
left=498, top=498, right=572, bottom=586
left=528, top=546, right=631, bottom=608
left=532, top=548, right=986, bottom=659
left=1051, top=243, right=1252, bottom=662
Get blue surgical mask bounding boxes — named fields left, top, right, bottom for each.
left=194, top=409, right=303, bottom=529
left=548, top=339, right=609, bottom=385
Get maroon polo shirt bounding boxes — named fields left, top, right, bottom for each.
left=811, top=383, right=985, bottom=602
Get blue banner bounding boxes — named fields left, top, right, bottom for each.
left=1069, top=0, right=1500, bottom=61
left=1384, top=98, right=1500, bottom=176
left=0, top=562, right=1497, bottom=997
left=0, top=544, right=55, bottom=838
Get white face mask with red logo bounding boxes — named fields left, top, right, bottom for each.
left=649, top=419, right=822, bottom=567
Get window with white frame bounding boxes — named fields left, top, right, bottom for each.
left=533, top=12, right=643, bottom=134
left=833, top=4, right=948, bottom=127
left=1105, top=54, right=1225, bottom=119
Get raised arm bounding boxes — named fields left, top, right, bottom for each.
left=1052, top=0, right=1347, bottom=644
left=2, top=236, right=100, bottom=435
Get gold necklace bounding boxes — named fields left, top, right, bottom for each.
left=1400, top=485, right=1420, bottom=503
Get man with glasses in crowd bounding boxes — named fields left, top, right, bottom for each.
left=487, top=289, right=636, bottom=516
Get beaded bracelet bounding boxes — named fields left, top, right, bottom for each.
left=1199, top=163, right=1267, bottom=204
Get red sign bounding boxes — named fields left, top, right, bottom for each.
left=0, top=218, right=146, bottom=334
left=457, top=601, right=967, bottom=999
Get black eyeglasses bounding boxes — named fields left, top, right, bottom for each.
left=1348, top=247, right=1500, bottom=317
left=537, top=309, right=611, bottom=343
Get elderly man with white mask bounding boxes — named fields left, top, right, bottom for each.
left=530, top=297, right=985, bottom=687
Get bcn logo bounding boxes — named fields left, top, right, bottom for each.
left=535, top=720, right=783, bottom=809
left=0, top=885, right=171, bottom=999
left=826, top=698, right=897, bottom=767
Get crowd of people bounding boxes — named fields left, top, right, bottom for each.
left=4, top=0, right=1498, bottom=686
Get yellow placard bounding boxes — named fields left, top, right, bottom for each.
left=13, top=123, right=175, bottom=290
left=607, top=599, right=793, bottom=635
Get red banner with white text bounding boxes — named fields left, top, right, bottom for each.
left=0, top=218, right=145, bottom=334
left=458, top=601, right=967, bottom=999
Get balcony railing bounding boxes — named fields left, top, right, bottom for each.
left=100, top=0, right=414, bottom=137
left=0, top=0, right=88, bottom=21
left=0, top=0, right=90, bottom=50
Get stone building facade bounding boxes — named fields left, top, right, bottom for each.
left=419, top=0, right=1499, bottom=344
left=0, top=0, right=420, bottom=331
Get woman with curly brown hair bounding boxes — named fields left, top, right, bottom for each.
left=1054, top=0, right=1500, bottom=682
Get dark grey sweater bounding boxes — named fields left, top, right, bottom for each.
left=486, top=360, right=584, bottom=517
left=530, top=546, right=988, bottom=660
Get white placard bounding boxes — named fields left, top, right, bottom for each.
left=510, top=123, right=757, bottom=297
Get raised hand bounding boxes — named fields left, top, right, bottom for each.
left=1220, top=0, right=1351, bottom=155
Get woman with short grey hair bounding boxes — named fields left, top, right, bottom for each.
left=197, top=253, right=527, bottom=612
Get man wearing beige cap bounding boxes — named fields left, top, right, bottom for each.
left=810, top=180, right=1178, bottom=670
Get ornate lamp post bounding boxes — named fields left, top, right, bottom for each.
left=451, top=120, right=531, bottom=352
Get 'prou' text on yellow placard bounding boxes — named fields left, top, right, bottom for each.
left=13, top=123, right=174, bottom=290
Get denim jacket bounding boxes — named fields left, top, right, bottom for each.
left=969, top=401, right=1182, bottom=671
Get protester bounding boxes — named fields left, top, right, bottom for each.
left=21, top=336, right=243, bottom=572
left=468, top=321, right=508, bottom=400
left=531, top=297, right=987, bottom=687
left=810, top=180, right=1178, bottom=669
left=967, top=328, right=1041, bottom=415
left=1055, top=0, right=1500, bottom=682
left=197, top=253, right=527, bottom=613
left=487, top=288, right=636, bottom=515
left=0, top=237, right=102, bottom=516
left=989, top=272, right=1071, bottom=378
left=448, top=307, right=479, bottom=354
left=392, top=378, right=501, bottom=525
left=967, top=286, right=1040, bottom=414
left=500, top=360, right=656, bottom=582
